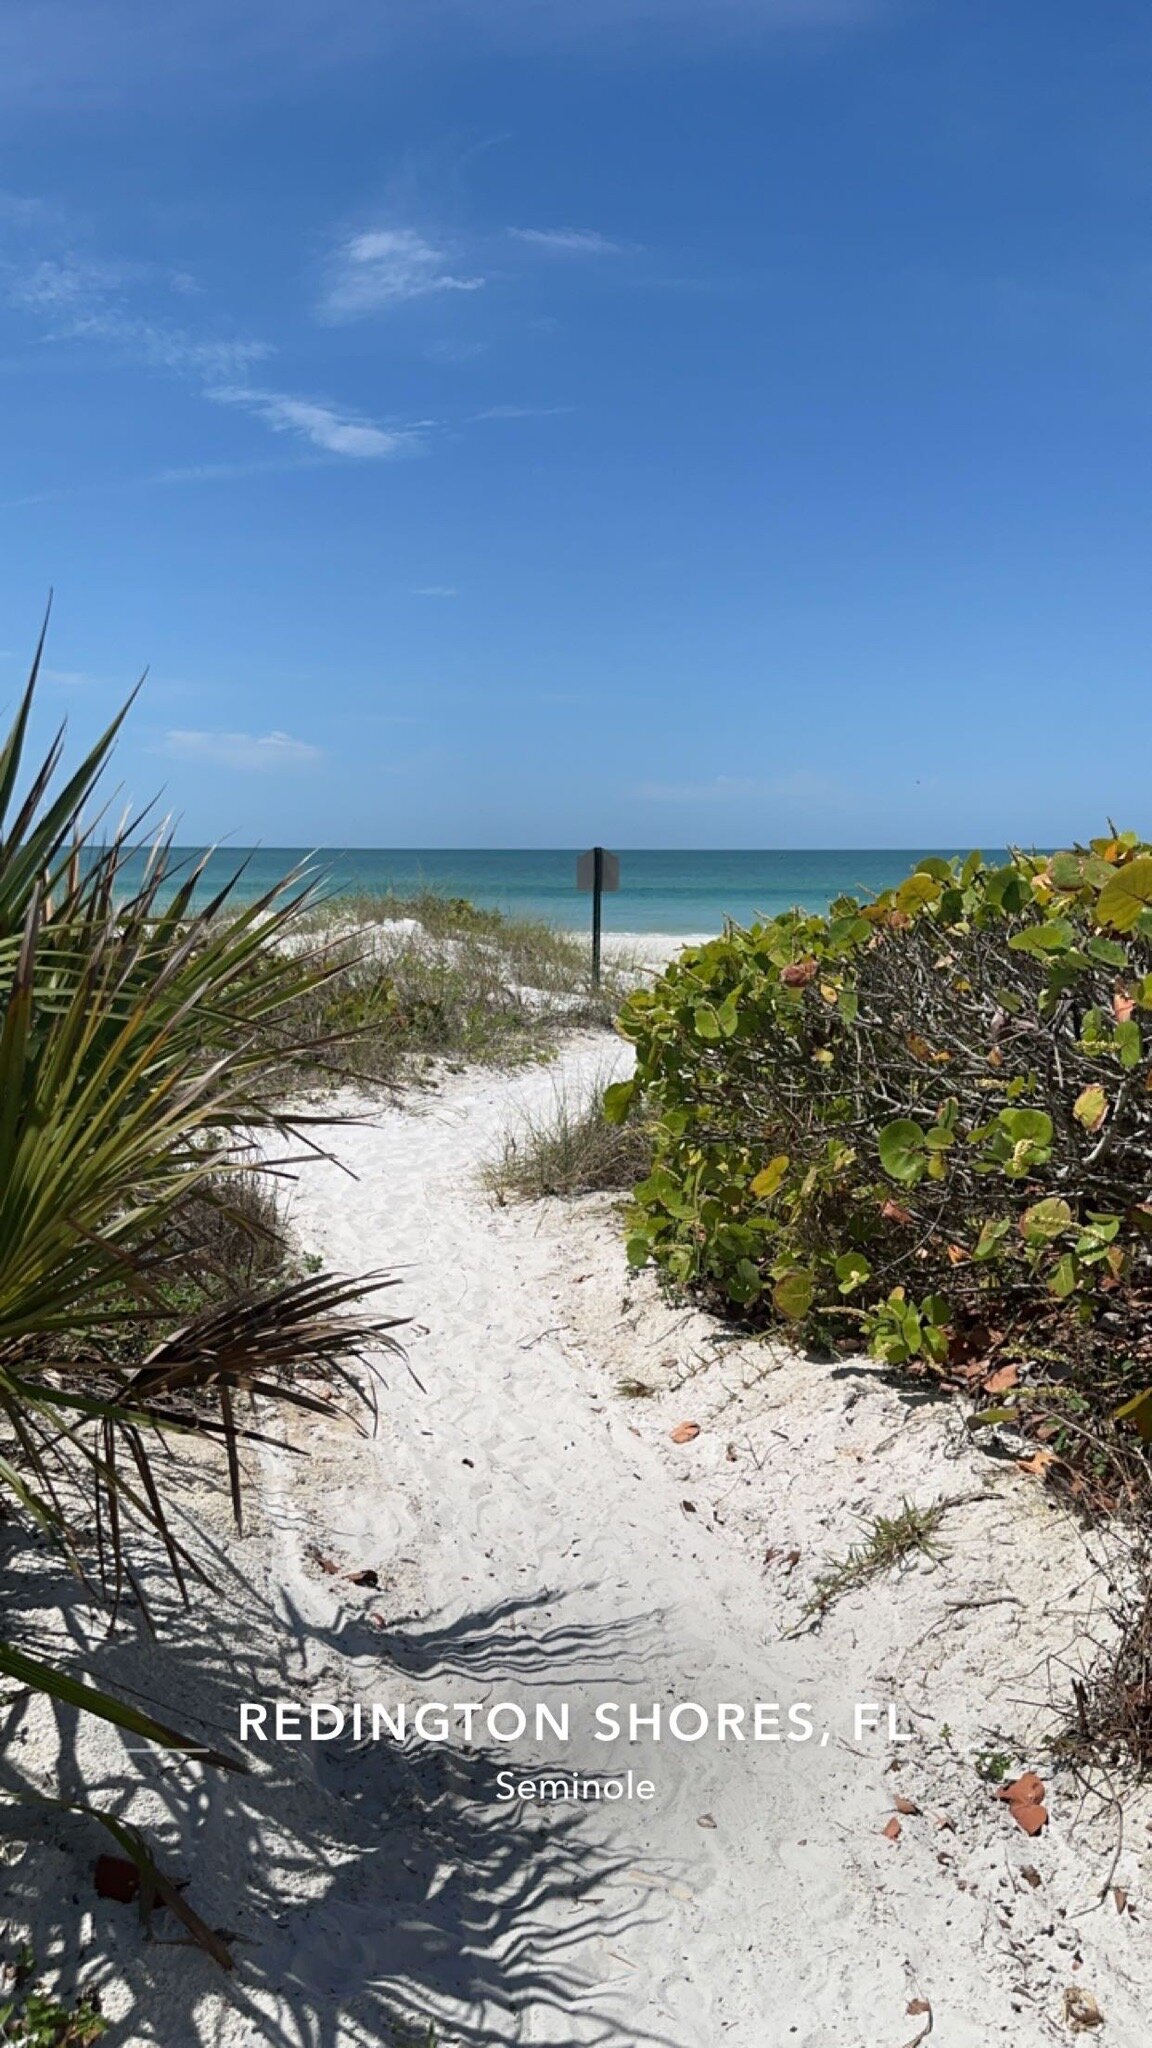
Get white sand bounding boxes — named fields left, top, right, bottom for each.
left=284, top=915, right=715, bottom=977
left=5, top=1033, right=1150, bottom=2044
left=601, top=931, right=716, bottom=968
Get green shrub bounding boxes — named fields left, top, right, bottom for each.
left=610, top=837, right=1152, bottom=1479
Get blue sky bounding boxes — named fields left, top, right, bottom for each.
left=1, top=0, right=1150, bottom=848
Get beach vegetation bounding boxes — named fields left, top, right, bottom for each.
left=611, top=836, right=1152, bottom=1508
left=486, top=1077, right=653, bottom=1200
left=0, top=1945, right=106, bottom=2046
left=800, top=1497, right=950, bottom=1624
left=281, top=890, right=627, bottom=1087
left=1059, top=1574, right=1152, bottom=1776
left=0, top=631, right=402, bottom=1962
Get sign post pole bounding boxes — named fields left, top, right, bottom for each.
left=592, top=844, right=604, bottom=989
left=576, top=846, right=620, bottom=990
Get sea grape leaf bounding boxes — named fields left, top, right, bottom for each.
left=772, top=1269, right=814, bottom=1319
left=877, top=1119, right=928, bottom=1184
left=750, top=1155, right=789, bottom=1198
left=1049, top=1253, right=1079, bottom=1298
left=895, top=872, right=941, bottom=914
left=1114, top=1018, right=1142, bottom=1069
left=1020, top=1198, right=1072, bottom=1241
left=1096, top=855, right=1152, bottom=932
left=1073, top=1085, right=1108, bottom=1132
left=998, top=1107, right=1053, bottom=1146
left=602, top=1079, right=635, bottom=1125
left=834, top=1251, right=871, bottom=1293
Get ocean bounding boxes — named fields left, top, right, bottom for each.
left=118, top=847, right=996, bottom=934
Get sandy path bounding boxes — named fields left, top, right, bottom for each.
left=238, top=1036, right=1145, bottom=2048
left=9, top=1033, right=1146, bottom=2047
left=270, top=1037, right=866, bottom=2046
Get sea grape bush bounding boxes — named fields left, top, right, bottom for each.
left=607, top=836, right=1152, bottom=1444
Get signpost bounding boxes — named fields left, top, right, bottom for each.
left=576, top=846, right=620, bottom=988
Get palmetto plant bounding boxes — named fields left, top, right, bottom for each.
left=0, top=622, right=404, bottom=1962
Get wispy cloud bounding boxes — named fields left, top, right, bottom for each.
left=159, top=728, right=322, bottom=771
left=0, top=189, right=66, bottom=230
left=207, top=385, right=424, bottom=458
left=0, top=226, right=411, bottom=464
left=412, top=584, right=458, bottom=598
left=150, top=455, right=315, bottom=484
left=3, top=252, right=269, bottom=378
left=473, top=402, right=572, bottom=420
left=508, top=227, right=634, bottom=257
left=321, top=227, right=484, bottom=320
left=0, top=454, right=315, bottom=511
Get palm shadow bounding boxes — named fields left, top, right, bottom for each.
left=1, top=1513, right=690, bottom=2048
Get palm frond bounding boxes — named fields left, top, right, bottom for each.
left=0, top=626, right=410, bottom=1961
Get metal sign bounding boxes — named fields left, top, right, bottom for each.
left=576, top=847, right=620, bottom=893
left=576, top=847, right=620, bottom=987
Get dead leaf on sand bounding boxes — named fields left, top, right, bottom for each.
left=1017, top=1449, right=1057, bottom=1477
left=894, top=1796, right=921, bottom=1816
left=881, top=1816, right=902, bottom=1842
left=670, top=1421, right=701, bottom=1444
left=997, top=1771, right=1048, bottom=1835
left=901, top=1993, right=933, bottom=2046
left=983, top=1364, right=1019, bottom=1395
left=1063, top=1985, right=1105, bottom=2031
left=1008, top=1803, right=1049, bottom=1836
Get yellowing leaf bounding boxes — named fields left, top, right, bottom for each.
left=895, top=872, right=941, bottom=914
left=750, top=1155, right=789, bottom=1198
left=772, top=1269, right=815, bottom=1320
left=1096, top=854, right=1152, bottom=931
left=1073, top=1085, right=1108, bottom=1133
left=1020, top=1197, right=1072, bottom=1241
left=1115, top=1388, right=1152, bottom=1441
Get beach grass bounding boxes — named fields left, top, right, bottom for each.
left=486, top=1078, right=653, bottom=1200
left=801, top=1498, right=951, bottom=1624
left=280, top=890, right=633, bottom=1086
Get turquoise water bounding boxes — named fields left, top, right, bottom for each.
left=118, top=847, right=996, bottom=934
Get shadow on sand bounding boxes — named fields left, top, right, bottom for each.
left=1, top=1508, right=691, bottom=2048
